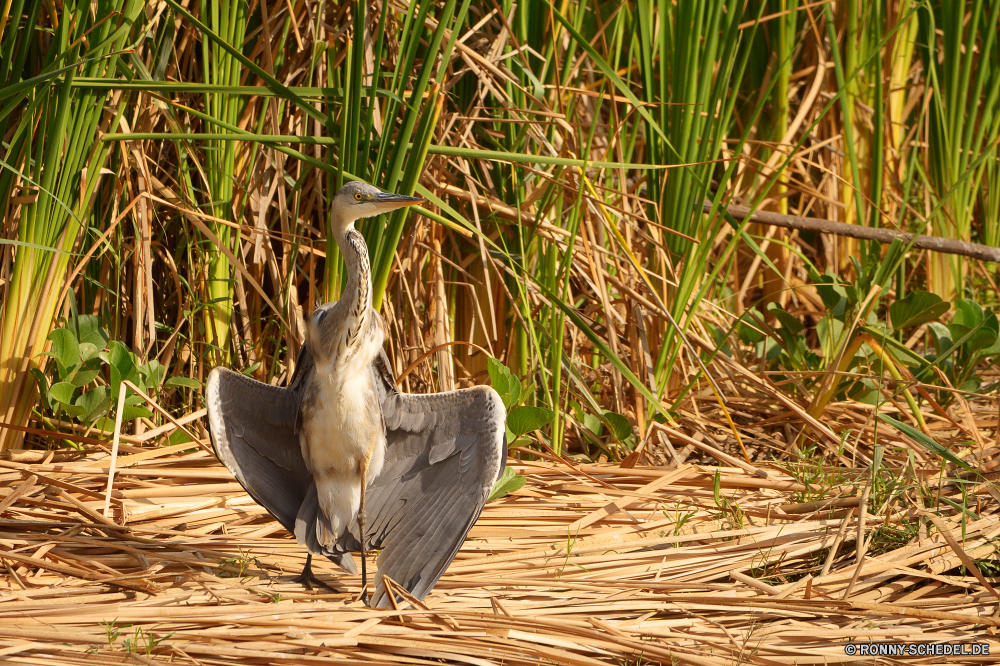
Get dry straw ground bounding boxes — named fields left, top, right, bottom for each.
left=3, top=1, right=1000, bottom=663
left=0, top=426, right=998, bottom=665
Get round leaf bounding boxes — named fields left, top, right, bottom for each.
left=67, top=314, right=109, bottom=349
left=121, top=404, right=153, bottom=421
left=767, top=303, right=803, bottom=335
left=106, top=340, right=141, bottom=398
left=601, top=410, right=635, bottom=444
left=77, top=342, right=101, bottom=364
left=76, top=387, right=110, bottom=422
left=49, top=381, right=77, bottom=406
left=141, top=360, right=166, bottom=387
left=967, top=313, right=999, bottom=354
left=487, top=466, right=526, bottom=502
left=953, top=298, right=985, bottom=328
left=507, top=405, right=554, bottom=438
left=927, top=322, right=953, bottom=356
left=487, top=358, right=520, bottom=409
left=889, top=291, right=949, bottom=331
left=46, top=328, right=79, bottom=378
left=70, top=368, right=100, bottom=387
left=165, top=376, right=202, bottom=389
left=736, top=310, right=765, bottom=344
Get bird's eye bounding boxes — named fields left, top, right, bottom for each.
left=354, top=193, right=363, bottom=201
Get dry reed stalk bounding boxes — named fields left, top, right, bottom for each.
left=0, top=444, right=994, bottom=665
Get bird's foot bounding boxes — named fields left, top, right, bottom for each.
left=293, top=560, right=338, bottom=593
left=356, top=584, right=369, bottom=606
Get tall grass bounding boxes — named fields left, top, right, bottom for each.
left=921, top=0, right=1000, bottom=300
left=0, top=0, right=140, bottom=449
left=198, top=0, right=249, bottom=365
left=1, top=0, right=999, bottom=460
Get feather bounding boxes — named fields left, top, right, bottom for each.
left=206, top=346, right=506, bottom=604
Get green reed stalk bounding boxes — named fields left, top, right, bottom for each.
left=200, top=0, right=248, bottom=363
left=0, top=0, right=141, bottom=449
left=921, top=0, right=1000, bottom=300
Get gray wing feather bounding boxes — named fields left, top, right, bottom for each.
left=355, top=379, right=507, bottom=607
left=207, top=346, right=506, bottom=605
left=206, top=366, right=309, bottom=532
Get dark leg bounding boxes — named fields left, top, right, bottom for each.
left=292, top=553, right=338, bottom=592
left=359, top=471, right=369, bottom=605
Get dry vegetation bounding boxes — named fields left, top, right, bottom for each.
left=0, top=444, right=998, bottom=664
left=2, top=0, right=1000, bottom=663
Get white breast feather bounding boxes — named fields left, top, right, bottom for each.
left=300, top=317, right=386, bottom=545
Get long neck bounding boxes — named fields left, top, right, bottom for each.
left=335, top=222, right=372, bottom=336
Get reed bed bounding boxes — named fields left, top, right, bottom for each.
left=0, top=428, right=998, bottom=665
left=3, top=1, right=1000, bottom=661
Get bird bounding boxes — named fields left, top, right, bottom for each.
left=205, top=181, right=507, bottom=606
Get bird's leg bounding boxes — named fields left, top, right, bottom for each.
left=358, top=461, right=369, bottom=605
left=292, top=553, right=338, bottom=593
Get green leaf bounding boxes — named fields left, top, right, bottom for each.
left=66, top=314, right=108, bottom=349
left=982, top=332, right=1000, bottom=357
left=767, top=303, right=804, bottom=335
left=49, top=382, right=77, bottom=406
left=121, top=404, right=153, bottom=421
left=70, top=368, right=100, bottom=387
left=960, top=377, right=983, bottom=393
left=76, top=387, right=110, bottom=423
left=816, top=315, right=845, bottom=361
left=165, top=376, right=202, bottom=389
left=952, top=299, right=985, bottom=328
left=601, top=410, right=634, bottom=444
left=487, top=358, right=520, bottom=410
left=814, top=273, right=850, bottom=317
left=736, top=310, right=765, bottom=344
left=91, top=404, right=153, bottom=430
left=51, top=380, right=86, bottom=417
left=102, top=341, right=141, bottom=399
left=59, top=404, right=87, bottom=418
left=847, top=378, right=880, bottom=405
left=889, top=291, right=950, bottom=331
left=487, top=466, right=525, bottom=502
left=140, top=360, right=166, bottom=387
left=31, top=369, right=52, bottom=410
left=77, top=342, right=102, bottom=364
left=927, top=322, right=953, bottom=356
left=507, top=405, right=554, bottom=439
left=582, top=413, right=603, bottom=437
left=46, top=328, right=80, bottom=378
left=167, top=429, right=194, bottom=445
left=948, top=315, right=998, bottom=356
left=969, top=312, right=1000, bottom=353
left=878, top=414, right=973, bottom=472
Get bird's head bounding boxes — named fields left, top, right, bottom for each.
left=331, top=181, right=424, bottom=231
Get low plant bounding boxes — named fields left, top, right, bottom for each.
left=31, top=314, right=199, bottom=437
left=101, top=618, right=124, bottom=649
left=219, top=547, right=254, bottom=579
left=122, top=626, right=173, bottom=656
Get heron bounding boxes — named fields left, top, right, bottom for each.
left=206, top=181, right=507, bottom=606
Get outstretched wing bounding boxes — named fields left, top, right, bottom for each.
left=206, top=346, right=507, bottom=605
left=343, top=355, right=508, bottom=607
left=206, top=361, right=310, bottom=533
